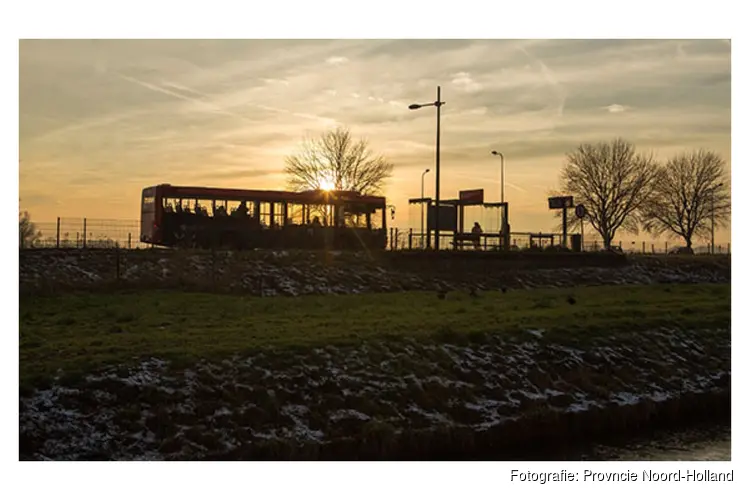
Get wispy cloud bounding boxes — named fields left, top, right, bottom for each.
left=604, top=104, right=628, bottom=113
left=19, top=39, right=730, bottom=235
left=451, top=72, right=482, bottom=93
left=326, top=56, right=348, bottom=65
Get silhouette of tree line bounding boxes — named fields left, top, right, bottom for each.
left=557, top=138, right=729, bottom=250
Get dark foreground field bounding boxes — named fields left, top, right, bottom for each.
left=20, top=283, right=729, bottom=387
left=19, top=283, right=731, bottom=460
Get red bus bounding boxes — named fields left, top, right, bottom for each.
left=140, top=184, right=388, bottom=250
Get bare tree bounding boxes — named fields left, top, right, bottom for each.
left=19, top=210, right=41, bottom=248
left=284, top=127, right=394, bottom=195
left=641, top=149, right=730, bottom=249
left=559, top=138, right=658, bottom=249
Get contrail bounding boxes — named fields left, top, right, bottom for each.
left=517, top=45, right=567, bottom=118
left=115, top=71, right=336, bottom=127
left=112, top=72, right=258, bottom=125
left=445, top=173, right=529, bottom=194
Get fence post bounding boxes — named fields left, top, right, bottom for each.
left=728, top=243, right=731, bottom=254
left=651, top=244, right=655, bottom=254
left=395, top=229, right=399, bottom=250
left=642, top=241, right=645, bottom=254
left=212, top=247, right=217, bottom=291
left=408, top=229, right=413, bottom=250
left=56, top=217, right=61, bottom=248
left=665, top=242, right=668, bottom=254
left=128, top=233, right=132, bottom=249
left=83, top=218, right=87, bottom=248
left=115, top=243, right=121, bottom=281
left=718, top=245, right=722, bottom=254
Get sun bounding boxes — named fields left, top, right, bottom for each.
left=319, top=178, right=335, bottom=191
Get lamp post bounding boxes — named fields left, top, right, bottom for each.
left=711, top=182, right=724, bottom=255
left=421, top=168, right=430, bottom=249
left=491, top=150, right=508, bottom=249
left=409, top=86, right=445, bottom=250
left=491, top=150, right=505, bottom=204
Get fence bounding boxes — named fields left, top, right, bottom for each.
left=386, top=228, right=731, bottom=255
left=23, top=217, right=151, bottom=249
left=22, top=217, right=731, bottom=255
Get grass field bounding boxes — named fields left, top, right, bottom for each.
left=19, top=284, right=730, bottom=387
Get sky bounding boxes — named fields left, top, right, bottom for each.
left=18, top=39, right=732, bottom=244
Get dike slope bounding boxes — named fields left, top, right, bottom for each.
left=20, top=326, right=730, bottom=461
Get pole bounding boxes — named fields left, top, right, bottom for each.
left=83, top=218, right=87, bottom=249
left=562, top=207, right=568, bottom=248
left=580, top=216, right=584, bottom=252
left=421, top=171, right=427, bottom=249
left=56, top=217, right=60, bottom=249
left=500, top=154, right=505, bottom=205
left=711, top=192, right=715, bottom=255
left=434, top=85, right=441, bottom=251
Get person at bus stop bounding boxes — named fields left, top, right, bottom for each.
left=471, top=222, right=483, bottom=250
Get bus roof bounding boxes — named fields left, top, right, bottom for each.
left=151, top=184, right=386, bottom=205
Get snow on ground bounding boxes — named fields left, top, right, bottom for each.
left=19, top=327, right=730, bottom=460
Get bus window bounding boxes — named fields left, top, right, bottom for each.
left=163, top=197, right=176, bottom=213
left=213, top=200, right=227, bottom=217
left=286, top=203, right=305, bottom=225
left=272, top=202, right=285, bottom=228
left=371, top=207, right=385, bottom=230
left=259, top=202, right=272, bottom=227
left=142, top=193, right=155, bottom=212
left=194, top=199, right=210, bottom=216
left=343, top=203, right=369, bottom=228
left=182, top=199, right=195, bottom=214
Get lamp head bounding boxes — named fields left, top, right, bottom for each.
left=408, top=104, right=422, bottom=110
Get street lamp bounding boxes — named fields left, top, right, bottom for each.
left=491, top=150, right=505, bottom=204
left=421, top=168, right=430, bottom=249
left=711, top=182, right=724, bottom=255
left=409, top=86, right=445, bottom=250
left=491, top=150, right=509, bottom=249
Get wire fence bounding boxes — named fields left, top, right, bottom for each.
left=23, top=218, right=151, bottom=249
left=21, top=217, right=731, bottom=255
left=387, top=228, right=731, bottom=255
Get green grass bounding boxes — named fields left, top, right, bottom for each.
left=19, top=284, right=730, bottom=387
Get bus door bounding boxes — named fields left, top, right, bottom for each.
left=140, top=187, right=159, bottom=243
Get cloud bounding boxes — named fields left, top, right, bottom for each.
left=451, top=72, right=482, bottom=93
left=326, top=56, right=348, bottom=65
left=604, top=104, right=628, bottom=113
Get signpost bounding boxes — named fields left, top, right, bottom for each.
left=548, top=196, right=575, bottom=248
left=575, top=204, right=587, bottom=251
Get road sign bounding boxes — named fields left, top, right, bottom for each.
left=548, top=196, right=574, bottom=210
left=575, top=204, right=587, bottom=218
left=459, top=189, right=484, bottom=205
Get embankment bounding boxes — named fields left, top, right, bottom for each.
left=19, top=248, right=730, bottom=295
left=20, top=326, right=730, bottom=460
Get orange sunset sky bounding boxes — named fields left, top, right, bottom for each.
left=19, top=39, right=732, bottom=245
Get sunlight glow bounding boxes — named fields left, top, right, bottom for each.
left=319, top=178, right=336, bottom=191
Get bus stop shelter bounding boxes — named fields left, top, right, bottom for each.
left=408, top=189, right=510, bottom=250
